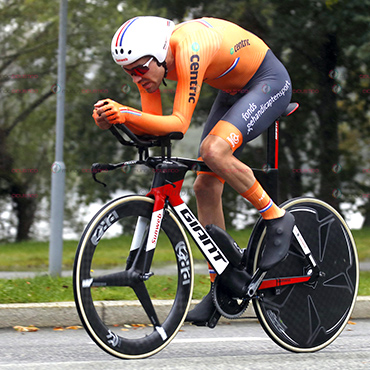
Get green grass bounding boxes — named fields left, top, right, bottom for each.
left=0, top=271, right=369, bottom=304
left=0, top=227, right=369, bottom=303
left=0, top=235, right=207, bottom=272
left=0, top=227, right=367, bottom=271
left=349, top=228, right=370, bottom=261
left=0, top=274, right=211, bottom=304
left=359, top=271, right=370, bottom=296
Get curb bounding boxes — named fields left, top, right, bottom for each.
left=1, top=297, right=369, bottom=329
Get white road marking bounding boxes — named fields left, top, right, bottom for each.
left=172, top=337, right=268, bottom=344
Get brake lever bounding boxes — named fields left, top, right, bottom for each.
left=91, top=162, right=125, bottom=187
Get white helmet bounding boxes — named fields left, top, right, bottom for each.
left=111, top=16, right=175, bottom=66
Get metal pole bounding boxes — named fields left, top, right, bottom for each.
left=49, top=0, right=68, bottom=276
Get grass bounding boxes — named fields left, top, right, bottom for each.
left=0, top=227, right=369, bottom=303
left=359, top=271, right=370, bottom=296
left=0, top=235, right=207, bottom=272
left=0, top=271, right=368, bottom=304
left=0, top=274, right=211, bottom=304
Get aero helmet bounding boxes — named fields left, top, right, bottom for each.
left=111, top=16, right=175, bottom=66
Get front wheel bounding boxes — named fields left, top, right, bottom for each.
left=251, top=198, right=359, bottom=352
left=73, top=195, right=194, bottom=359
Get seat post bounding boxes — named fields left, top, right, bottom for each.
left=262, top=102, right=299, bottom=204
left=252, top=121, right=279, bottom=205
left=265, top=120, right=279, bottom=204
left=267, top=120, right=279, bottom=170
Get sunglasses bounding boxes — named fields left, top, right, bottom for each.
left=124, top=57, right=154, bottom=77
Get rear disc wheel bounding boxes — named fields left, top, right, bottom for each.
left=252, top=198, right=359, bottom=352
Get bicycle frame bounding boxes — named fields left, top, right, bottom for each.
left=138, top=158, right=230, bottom=276
left=92, top=102, right=320, bottom=298
left=119, top=153, right=319, bottom=298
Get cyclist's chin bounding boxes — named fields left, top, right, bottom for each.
left=142, top=81, right=159, bottom=93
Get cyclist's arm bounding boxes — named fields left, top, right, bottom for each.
left=119, top=31, right=221, bottom=135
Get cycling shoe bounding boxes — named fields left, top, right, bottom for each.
left=185, top=288, right=220, bottom=328
left=259, top=211, right=295, bottom=271
left=218, top=265, right=251, bottom=298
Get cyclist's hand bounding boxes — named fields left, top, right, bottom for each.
left=94, top=98, right=126, bottom=125
left=92, top=108, right=112, bottom=130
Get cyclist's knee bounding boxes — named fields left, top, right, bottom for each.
left=200, top=135, right=231, bottom=167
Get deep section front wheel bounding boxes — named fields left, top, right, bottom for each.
left=73, top=195, right=193, bottom=359
left=252, top=198, right=359, bottom=352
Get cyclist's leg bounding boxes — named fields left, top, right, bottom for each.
left=187, top=51, right=294, bottom=324
left=193, top=84, right=255, bottom=229
left=193, top=87, right=233, bottom=229
left=200, top=50, right=295, bottom=270
left=187, top=93, right=233, bottom=325
left=201, top=135, right=295, bottom=271
left=194, top=173, right=225, bottom=230
left=193, top=89, right=235, bottom=283
left=199, top=50, right=293, bottom=219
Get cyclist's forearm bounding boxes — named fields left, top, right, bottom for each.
left=125, top=110, right=189, bottom=135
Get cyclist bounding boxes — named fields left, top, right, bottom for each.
left=93, top=16, right=295, bottom=325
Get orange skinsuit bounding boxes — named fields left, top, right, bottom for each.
left=120, top=18, right=269, bottom=136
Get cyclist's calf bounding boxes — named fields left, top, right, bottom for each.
left=193, top=174, right=225, bottom=229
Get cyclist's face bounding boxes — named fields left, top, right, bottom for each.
left=123, top=56, right=164, bottom=93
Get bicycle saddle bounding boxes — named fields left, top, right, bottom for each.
left=282, top=102, right=299, bottom=117
left=281, top=102, right=299, bottom=117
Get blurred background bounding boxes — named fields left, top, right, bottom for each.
left=1, top=0, right=370, bottom=244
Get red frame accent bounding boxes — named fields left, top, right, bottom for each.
left=146, top=180, right=185, bottom=210
left=258, top=276, right=311, bottom=290
left=274, top=120, right=279, bottom=169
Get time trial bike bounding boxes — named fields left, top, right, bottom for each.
left=73, top=102, right=359, bottom=359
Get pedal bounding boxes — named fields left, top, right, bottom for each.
left=207, top=309, right=221, bottom=329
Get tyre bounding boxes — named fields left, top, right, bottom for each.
left=251, top=198, right=359, bottom=352
left=73, top=195, right=194, bottom=359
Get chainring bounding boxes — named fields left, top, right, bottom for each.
left=212, top=276, right=249, bottom=319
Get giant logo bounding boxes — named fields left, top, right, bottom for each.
left=174, top=204, right=228, bottom=274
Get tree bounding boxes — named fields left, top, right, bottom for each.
left=0, top=0, right=148, bottom=241
left=268, top=0, right=370, bottom=211
left=0, top=0, right=203, bottom=241
left=0, top=0, right=60, bottom=241
left=191, top=0, right=370, bottom=218
left=1, top=0, right=369, bottom=242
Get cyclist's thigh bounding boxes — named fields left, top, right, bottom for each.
left=203, top=50, right=292, bottom=158
left=198, top=89, right=235, bottom=149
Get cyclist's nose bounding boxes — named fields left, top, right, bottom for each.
left=131, top=75, right=142, bottom=83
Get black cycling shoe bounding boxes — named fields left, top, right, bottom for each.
left=259, top=211, right=295, bottom=271
left=185, top=287, right=220, bottom=328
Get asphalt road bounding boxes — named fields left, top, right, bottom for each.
left=1, top=319, right=369, bottom=370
